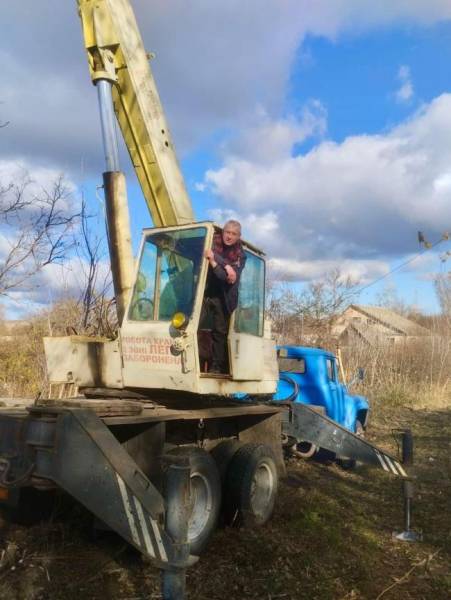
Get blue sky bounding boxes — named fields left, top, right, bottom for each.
left=289, top=23, right=451, bottom=311
left=1, top=1, right=451, bottom=317
left=245, top=33, right=446, bottom=308
left=171, top=20, right=451, bottom=313
left=290, top=24, right=451, bottom=139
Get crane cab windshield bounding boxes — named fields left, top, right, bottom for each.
left=129, top=226, right=207, bottom=322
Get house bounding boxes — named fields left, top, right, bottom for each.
left=333, top=304, right=430, bottom=347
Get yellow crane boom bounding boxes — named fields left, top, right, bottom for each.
left=77, top=0, right=194, bottom=227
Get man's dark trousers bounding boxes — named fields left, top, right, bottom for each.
left=202, top=296, right=229, bottom=373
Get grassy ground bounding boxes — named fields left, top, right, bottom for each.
left=0, top=405, right=450, bottom=600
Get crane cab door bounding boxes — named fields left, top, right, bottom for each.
left=227, top=249, right=266, bottom=380
left=121, top=224, right=210, bottom=390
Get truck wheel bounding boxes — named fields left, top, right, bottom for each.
left=224, top=443, right=278, bottom=527
left=211, top=439, right=242, bottom=483
left=167, top=446, right=221, bottom=555
left=337, top=420, right=364, bottom=470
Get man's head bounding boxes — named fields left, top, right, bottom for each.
left=222, top=220, right=241, bottom=246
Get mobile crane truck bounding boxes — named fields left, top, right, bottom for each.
left=0, top=1, right=410, bottom=597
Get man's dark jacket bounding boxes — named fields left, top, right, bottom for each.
left=205, top=247, right=246, bottom=315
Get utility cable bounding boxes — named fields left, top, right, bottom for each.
left=356, top=236, right=446, bottom=295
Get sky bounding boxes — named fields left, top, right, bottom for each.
left=1, top=0, right=451, bottom=318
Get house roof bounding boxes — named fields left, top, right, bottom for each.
left=346, top=320, right=383, bottom=345
left=348, top=305, right=430, bottom=336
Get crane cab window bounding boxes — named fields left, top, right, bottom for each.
left=234, top=251, right=265, bottom=337
left=129, top=227, right=207, bottom=322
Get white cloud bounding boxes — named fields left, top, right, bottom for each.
left=207, top=207, right=280, bottom=242
left=2, top=1, right=451, bottom=174
left=38, top=257, right=112, bottom=301
left=221, top=101, right=327, bottom=165
left=433, top=172, right=451, bottom=192
left=0, top=160, right=75, bottom=200
left=207, top=204, right=390, bottom=283
left=201, top=94, right=451, bottom=279
left=398, top=65, right=410, bottom=80
left=1, top=257, right=112, bottom=319
left=268, top=257, right=389, bottom=283
left=395, top=65, right=414, bottom=103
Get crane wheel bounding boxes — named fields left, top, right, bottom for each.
left=211, top=439, right=243, bottom=484
left=166, top=446, right=221, bottom=555
left=224, top=443, right=278, bottom=527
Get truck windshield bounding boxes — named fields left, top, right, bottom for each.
left=129, top=227, right=207, bottom=322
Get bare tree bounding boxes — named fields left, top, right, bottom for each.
left=375, top=283, right=413, bottom=316
left=435, top=273, right=451, bottom=318
left=0, top=175, right=80, bottom=296
left=434, top=273, right=451, bottom=340
left=267, top=268, right=359, bottom=346
left=78, top=198, right=102, bottom=329
left=74, top=198, right=115, bottom=335
left=296, top=269, right=357, bottom=319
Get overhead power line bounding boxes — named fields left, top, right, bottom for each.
left=356, top=233, right=448, bottom=295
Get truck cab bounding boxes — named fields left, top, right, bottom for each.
left=273, top=346, right=369, bottom=433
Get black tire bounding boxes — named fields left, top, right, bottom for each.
left=295, top=441, right=318, bottom=459
left=211, top=439, right=243, bottom=484
left=224, top=443, right=278, bottom=527
left=167, top=446, right=221, bottom=555
left=9, top=488, right=57, bottom=526
left=337, top=420, right=364, bottom=470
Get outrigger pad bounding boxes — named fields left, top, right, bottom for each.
left=34, top=409, right=179, bottom=568
left=284, top=403, right=408, bottom=477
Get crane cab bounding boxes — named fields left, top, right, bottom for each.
left=120, top=222, right=278, bottom=396
left=44, top=222, right=279, bottom=398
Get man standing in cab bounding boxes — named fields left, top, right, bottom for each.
left=203, top=220, right=246, bottom=374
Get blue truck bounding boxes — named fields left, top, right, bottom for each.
left=269, top=345, right=378, bottom=466
left=274, top=345, right=369, bottom=433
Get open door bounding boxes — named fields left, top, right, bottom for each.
left=228, top=249, right=266, bottom=380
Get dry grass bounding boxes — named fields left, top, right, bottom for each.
left=0, top=299, right=116, bottom=398
left=341, top=334, right=451, bottom=411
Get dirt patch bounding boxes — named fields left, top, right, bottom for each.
left=0, top=406, right=450, bottom=599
